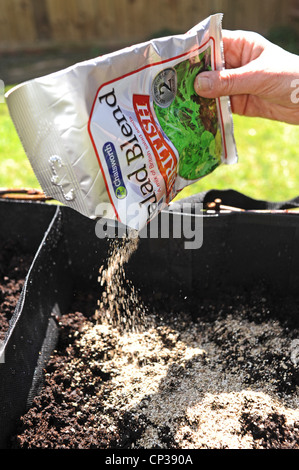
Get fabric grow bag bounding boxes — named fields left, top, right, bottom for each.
left=0, top=190, right=299, bottom=448
left=127, top=190, right=299, bottom=299
left=0, top=201, right=111, bottom=449
left=0, top=201, right=66, bottom=448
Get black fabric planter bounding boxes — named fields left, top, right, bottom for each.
left=0, top=191, right=298, bottom=448
left=0, top=200, right=59, bottom=448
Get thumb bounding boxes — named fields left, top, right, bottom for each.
left=194, top=68, right=258, bottom=98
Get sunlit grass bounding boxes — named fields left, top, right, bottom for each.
left=177, top=115, right=299, bottom=203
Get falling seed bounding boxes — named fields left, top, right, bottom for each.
left=96, top=230, right=151, bottom=333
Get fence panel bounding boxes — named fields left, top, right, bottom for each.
left=0, top=0, right=295, bottom=51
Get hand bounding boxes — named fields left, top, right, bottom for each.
left=194, top=30, right=299, bottom=125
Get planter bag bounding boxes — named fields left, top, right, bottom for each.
left=0, top=199, right=57, bottom=253
left=5, top=14, right=237, bottom=232
left=0, top=201, right=62, bottom=448
left=177, top=188, right=299, bottom=211
left=0, top=203, right=112, bottom=449
left=1, top=193, right=299, bottom=447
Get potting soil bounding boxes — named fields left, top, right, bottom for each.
left=10, top=237, right=299, bottom=449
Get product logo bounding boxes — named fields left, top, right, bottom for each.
left=115, top=186, right=127, bottom=199
left=152, top=68, right=177, bottom=108
left=103, top=142, right=127, bottom=200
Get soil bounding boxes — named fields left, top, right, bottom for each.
left=9, top=236, right=299, bottom=449
left=0, top=241, right=32, bottom=342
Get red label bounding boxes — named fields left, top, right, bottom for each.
left=133, top=94, right=177, bottom=196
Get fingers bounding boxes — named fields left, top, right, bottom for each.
left=193, top=29, right=269, bottom=100
left=194, top=68, right=257, bottom=98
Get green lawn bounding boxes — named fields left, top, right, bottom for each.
left=178, top=115, right=299, bottom=203
left=1, top=88, right=298, bottom=203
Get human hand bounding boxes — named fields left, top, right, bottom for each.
left=194, top=30, right=299, bottom=125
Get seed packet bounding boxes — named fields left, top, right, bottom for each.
left=6, top=13, right=237, bottom=231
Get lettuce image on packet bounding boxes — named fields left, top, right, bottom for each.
left=5, top=13, right=237, bottom=231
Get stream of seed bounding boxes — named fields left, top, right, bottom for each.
left=95, top=230, right=152, bottom=333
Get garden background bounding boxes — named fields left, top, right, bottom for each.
left=1, top=0, right=298, bottom=203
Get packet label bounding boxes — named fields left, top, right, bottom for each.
left=5, top=14, right=237, bottom=231
left=89, top=35, right=233, bottom=228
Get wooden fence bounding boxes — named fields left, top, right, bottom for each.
left=0, top=0, right=297, bottom=52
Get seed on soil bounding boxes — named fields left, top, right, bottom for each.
left=7, top=235, right=299, bottom=449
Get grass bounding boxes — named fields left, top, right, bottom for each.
left=1, top=86, right=299, bottom=203
left=178, top=115, right=299, bottom=203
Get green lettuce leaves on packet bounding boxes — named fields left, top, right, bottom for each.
left=5, top=14, right=237, bottom=231
left=154, top=47, right=222, bottom=182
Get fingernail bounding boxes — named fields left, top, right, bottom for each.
left=195, top=76, right=212, bottom=92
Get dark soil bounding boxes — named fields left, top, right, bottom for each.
left=10, top=286, right=299, bottom=449
left=0, top=241, right=32, bottom=342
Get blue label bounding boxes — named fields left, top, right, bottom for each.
left=103, top=142, right=127, bottom=200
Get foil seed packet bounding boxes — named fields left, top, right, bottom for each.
left=6, top=14, right=237, bottom=231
